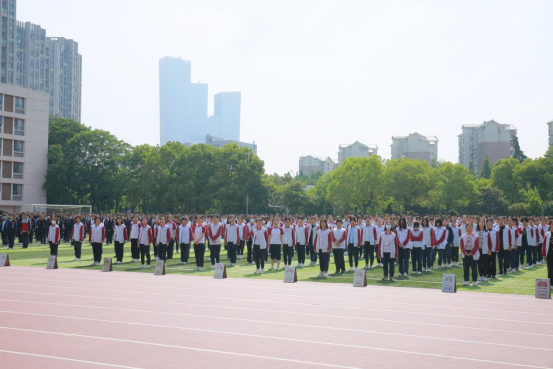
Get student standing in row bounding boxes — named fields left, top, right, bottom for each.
left=89, top=217, right=105, bottom=266
left=410, top=221, right=424, bottom=274
left=252, top=219, right=268, bottom=274
left=432, top=219, right=448, bottom=269
left=421, top=217, right=433, bottom=271
left=138, top=217, right=153, bottom=269
left=71, top=216, right=84, bottom=261
left=156, top=217, right=171, bottom=262
left=244, top=219, right=255, bottom=265
left=268, top=220, right=284, bottom=271
left=295, top=217, right=308, bottom=267
left=314, top=219, right=331, bottom=277
left=308, top=217, right=319, bottom=266
left=396, top=218, right=412, bottom=277
left=487, top=219, right=499, bottom=278
left=177, top=217, right=193, bottom=265
left=113, top=217, right=127, bottom=264
left=347, top=218, right=362, bottom=271
left=208, top=216, right=224, bottom=269
left=225, top=216, right=240, bottom=267
left=331, top=219, right=347, bottom=274
left=379, top=224, right=398, bottom=281
left=476, top=218, right=488, bottom=281
left=193, top=216, right=207, bottom=271
left=129, top=216, right=141, bottom=262
left=460, top=223, right=479, bottom=286
left=361, top=216, right=378, bottom=269
left=282, top=218, right=295, bottom=267
left=542, top=222, right=553, bottom=289
left=48, top=217, right=61, bottom=256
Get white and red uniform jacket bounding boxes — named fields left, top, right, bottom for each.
left=48, top=224, right=61, bottom=244
left=378, top=231, right=399, bottom=258
left=314, top=228, right=332, bottom=252
left=129, top=221, right=141, bottom=240
left=208, top=223, right=224, bottom=245
left=193, top=224, right=207, bottom=244
left=114, top=224, right=128, bottom=243
left=252, top=226, right=269, bottom=249
left=361, top=224, right=378, bottom=245
left=331, top=227, right=347, bottom=249
left=431, top=227, right=448, bottom=249
left=89, top=224, right=105, bottom=244
left=268, top=226, right=284, bottom=245
left=155, top=225, right=171, bottom=245
left=460, top=233, right=480, bottom=260
left=294, top=224, right=308, bottom=246
left=71, top=222, right=84, bottom=242
left=225, top=223, right=241, bottom=244
left=138, top=225, right=153, bottom=245
left=282, top=225, right=295, bottom=246
left=395, top=228, right=412, bottom=249
left=177, top=224, right=193, bottom=244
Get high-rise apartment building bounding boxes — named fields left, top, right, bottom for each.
left=0, top=83, right=49, bottom=212
left=299, top=155, right=337, bottom=176
left=0, top=1, right=82, bottom=121
left=458, top=120, right=517, bottom=174
left=391, top=132, right=438, bottom=163
left=205, top=134, right=256, bottom=154
left=548, top=120, right=553, bottom=148
left=159, top=56, right=244, bottom=146
left=338, top=141, right=378, bottom=165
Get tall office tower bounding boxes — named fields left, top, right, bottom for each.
left=458, top=120, right=517, bottom=174
left=190, top=82, right=207, bottom=117
left=214, top=91, right=240, bottom=141
left=0, top=1, right=82, bottom=121
left=159, top=56, right=191, bottom=145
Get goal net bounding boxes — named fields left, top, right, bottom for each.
left=30, top=204, right=92, bottom=216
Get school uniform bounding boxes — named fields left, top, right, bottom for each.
left=165, top=221, right=176, bottom=259
left=238, top=222, right=246, bottom=258
left=155, top=224, right=171, bottom=261
left=245, top=222, right=255, bottom=264
left=541, top=232, right=553, bottom=287
left=138, top=224, right=153, bottom=266
left=208, top=222, right=224, bottom=266
left=295, top=224, right=309, bottom=266
left=2, top=219, right=16, bottom=249
left=346, top=225, right=362, bottom=269
left=361, top=223, right=378, bottom=267
left=451, top=226, right=461, bottom=265
left=71, top=222, right=85, bottom=259
left=19, top=218, right=31, bottom=248
left=378, top=231, right=399, bottom=278
left=487, top=228, right=499, bottom=277
left=535, top=225, right=544, bottom=263
left=431, top=226, right=448, bottom=267
left=89, top=224, right=106, bottom=263
left=177, top=223, right=193, bottom=264
left=396, top=228, right=412, bottom=275
left=282, top=225, right=295, bottom=266
left=460, top=233, right=480, bottom=283
left=252, top=226, right=269, bottom=270
left=268, top=226, right=284, bottom=261
left=113, top=224, right=128, bottom=262
left=192, top=224, right=207, bottom=268
left=497, top=225, right=515, bottom=274
left=314, top=228, right=332, bottom=273
left=225, top=223, right=241, bottom=265
left=308, top=224, right=319, bottom=265
left=129, top=221, right=141, bottom=262
left=410, top=228, right=424, bottom=273
left=47, top=223, right=61, bottom=256
left=375, top=225, right=385, bottom=265
left=331, top=227, right=347, bottom=273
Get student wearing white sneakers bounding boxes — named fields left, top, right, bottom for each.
left=192, top=216, right=207, bottom=271
left=460, top=223, right=480, bottom=286
left=155, top=217, right=171, bottom=262
left=47, top=217, right=61, bottom=257
left=431, top=219, right=448, bottom=269
left=378, top=224, right=399, bottom=281
left=451, top=221, right=461, bottom=266
left=138, top=218, right=153, bottom=268
left=268, top=219, right=284, bottom=271
left=331, top=219, right=347, bottom=274
left=177, top=217, right=193, bottom=265
left=129, top=216, right=141, bottom=262
left=346, top=218, right=362, bottom=271
left=89, top=217, right=105, bottom=266
left=294, top=217, right=308, bottom=267
left=314, top=219, right=331, bottom=277
left=421, top=217, right=433, bottom=271
left=410, top=221, right=424, bottom=274
left=375, top=219, right=385, bottom=267
left=252, top=219, right=269, bottom=274
left=208, top=216, right=224, bottom=269
left=361, top=215, right=378, bottom=269
left=113, top=217, right=127, bottom=264
left=225, top=215, right=241, bottom=266
left=282, top=218, right=295, bottom=267
left=71, top=216, right=84, bottom=261
left=396, top=218, right=412, bottom=277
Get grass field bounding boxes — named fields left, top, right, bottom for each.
left=0, top=240, right=548, bottom=296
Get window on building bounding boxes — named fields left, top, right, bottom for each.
left=13, top=161, right=22, bottom=179
left=13, top=140, right=23, bottom=157
left=0, top=94, right=3, bottom=110
left=12, top=183, right=22, bottom=201
left=14, top=118, right=23, bottom=135
left=14, top=97, right=24, bottom=114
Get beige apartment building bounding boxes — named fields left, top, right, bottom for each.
left=0, top=84, right=48, bottom=213
left=391, top=132, right=438, bottom=163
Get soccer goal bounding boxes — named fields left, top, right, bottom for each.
left=30, top=204, right=92, bottom=216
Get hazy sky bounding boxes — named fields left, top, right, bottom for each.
left=20, top=0, right=553, bottom=174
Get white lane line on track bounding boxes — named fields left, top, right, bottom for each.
left=1, top=281, right=551, bottom=321
left=0, top=326, right=551, bottom=369
left=2, top=297, right=552, bottom=339
left=1, top=310, right=551, bottom=352
left=0, top=349, right=144, bottom=369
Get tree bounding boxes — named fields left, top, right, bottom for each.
left=511, top=135, right=527, bottom=162
left=435, top=163, right=475, bottom=214
left=480, top=154, right=492, bottom=179
left=491, top=158, right=521, bottom=204
left=468, top=160, right=474, bottom=174
left=477, top=187, right=509, bottom=215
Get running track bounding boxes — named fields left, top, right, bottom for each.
left=0, top=266, right=552, bottom=369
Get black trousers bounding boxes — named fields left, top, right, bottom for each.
left=114, top=241, right=124, bottom=262
left=412, top=247, right=423, bottom=272
left=49, top=242, right=59, bottom=256
left=333, top=248, right=345, bottom=272
left=21, top=232, right=29, bottom=248
left=130, top=239, right=139, bottom=260
left=478, top=253, right=489, bottom=279
left=364, top=242, right=375, bottom=266
left=227, top=242, right=237, bottom=264
left=296, top=243, right=306, bottom=264
left=157, top=243, right=167, bottom=261
left=547, top=252, right=553, bottom=287
left=180, top=243, right=190, bottom=263
left=246, top=239, right=253, bottom=263
left=73, top=241, right=82, bottom=258
left=106, top=231, right=113, bottom=244
left=194, top=243, right=205, bottom=267
left=319, top=250, right=330, bottom=272
left=488, top=252, right=497, bottom=277
left=437, top=249, right=446, bottom=266
left=463, top=255, right=478, bottom=282
left=7, top=235, right=15, bottom=249
left=283, top=244, right=293, bottom=265
left=210, top=244, right=221, bottom=265
left=347, top=244, right=359, bottom=268
left=139, top=244, right=151, bottom=265
left=238, top=240, right=245, bottom=255
left=92, top=242, right=103, bottom=263
left=398, top=248, right=411, bottom=275
left=451, top=246, right=459, bottom=263
left=310, top=244, right=318, bottom=263
left=253, top=245, right=265, bottom=270
left=498, top=248, right=505, bottom=273
left=383, top=252, right=395, bottom=278
left=167, top=240, right=175, bottom=259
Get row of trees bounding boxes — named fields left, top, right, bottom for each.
left=46, top=118, right=553, bottom=216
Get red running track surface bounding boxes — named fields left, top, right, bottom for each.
left=0, top=266, right=552, bottom=369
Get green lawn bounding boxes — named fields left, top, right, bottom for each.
left=1, top=241, right=547, bottom=296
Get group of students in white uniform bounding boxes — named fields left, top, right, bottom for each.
left=43, top=213, right=553, bottom=289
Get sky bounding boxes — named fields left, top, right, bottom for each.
left=19, top=0, right=553, bottom=175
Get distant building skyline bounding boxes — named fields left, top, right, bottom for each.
left=299, top=155, right=337, bottom=177
left=159, top=56, right=243, bottom=146
left=0, top=0, right=82, bottom=121
left=391, top=133, right=438, bottom=163
left=338, top=141, right=378, bottom=165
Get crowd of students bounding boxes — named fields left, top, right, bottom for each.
left=2, top=212, right=552, bottom=288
